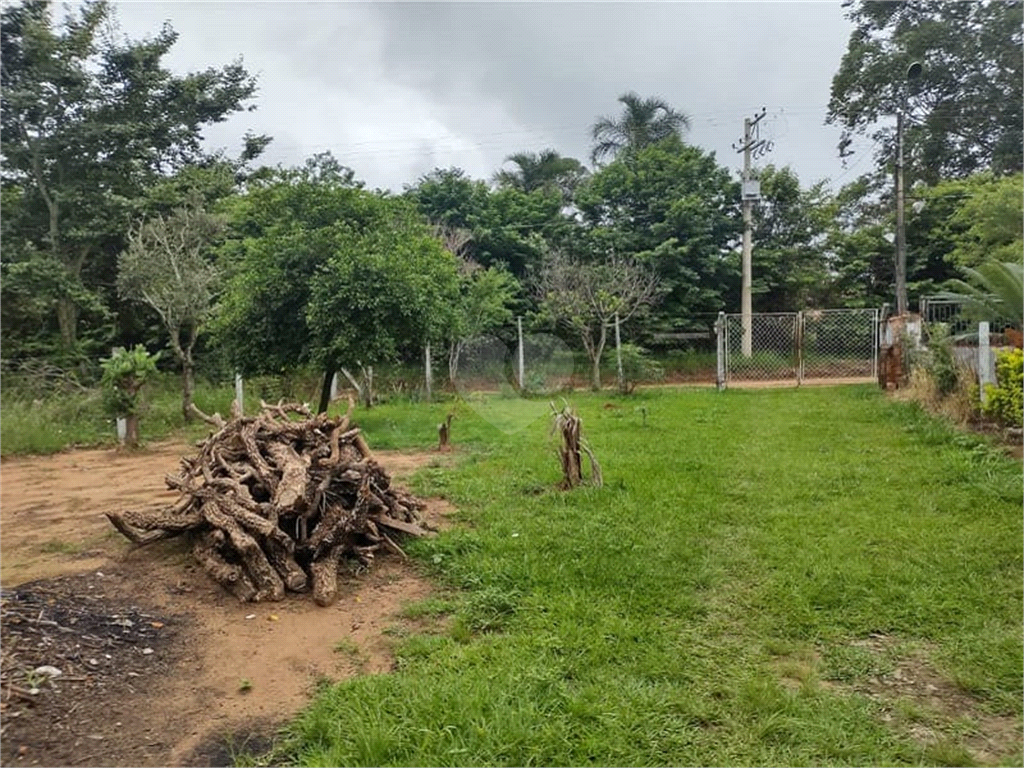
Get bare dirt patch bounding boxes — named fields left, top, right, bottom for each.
left=773, top=634, right=1022, bottom=765
left=0, top=442, right=454, bottom=766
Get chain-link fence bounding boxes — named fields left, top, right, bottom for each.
left=723, top=313, right=799, bottom=382
left=801, top=309, right=879, bottom=380
left=720, top=308, right=879, bottom=387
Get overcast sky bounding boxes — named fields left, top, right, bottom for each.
left=108, top=1, right=867, bottom=192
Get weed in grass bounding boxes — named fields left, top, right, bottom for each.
left=332, top=638, right=362, bottom=656
left=39, top=539, right=82, bottom=555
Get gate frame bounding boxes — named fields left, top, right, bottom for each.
left=717, top=307, right=881, bottom=389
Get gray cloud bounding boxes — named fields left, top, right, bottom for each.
left=110, top=1, right=860, bottom=191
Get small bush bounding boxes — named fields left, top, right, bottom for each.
left=616, top=343, right=664, bottom=393
left=982, top=348, right=1023, bottom=427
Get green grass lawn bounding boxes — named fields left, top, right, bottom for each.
left=258, top=386, right=1023, bottom=767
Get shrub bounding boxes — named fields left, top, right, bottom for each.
left=100, top=345, right=160, bottom=446
left=922, top=325, right=960, bottom=396
left=982, top=348, right=1023, bottom=427
left=616, top=343, right=664, bottom=394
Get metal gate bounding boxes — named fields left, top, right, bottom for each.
left=718, top=308, right=879, bottom=387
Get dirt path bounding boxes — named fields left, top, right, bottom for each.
left=0, top=443, right=455, bottom=766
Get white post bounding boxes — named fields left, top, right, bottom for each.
left=716, top=311, right=726, bottom=391
left=330, top=371, right=339, bottom=401
left=116, top=417, right=127, bottom=444
left=234, top=372, right=244, bottom=416
left=978, top=321, right=994, bottom=403
left=517, top=316, right=525, bottom=390
left=614, top=312, right=624, bottom=393
left=425, top=342, right=433, bottom=402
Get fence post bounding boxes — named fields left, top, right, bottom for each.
left=872, top=308, right=880, bottom=382
left=614, top=312, right=624, bottom=394
left=425, top=342, right=432, bottom=403
left=795, top=311, right=804, bottom=386
left=330, top=371, right=339, bottom=402
left=234, top=372, right=244, bottom=416
left=517, top=316, right=524, bottom=390
left=978, top=321, right=994, bottom=404
left=716, top=311, right=726, bottom=391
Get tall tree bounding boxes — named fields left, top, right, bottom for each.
left=215, top=158, right=461, bottom=413
left=117, top=200, right=224, bottom=421
left=827, top=1, right=1023, bottom=182
left=0, top=0, right=261, bottom=359
left=749, top=166, right=833, bottom=311
left=590, top=92, right=691, bottom=165
left=575, top=136, right=741, bottom=326
left=493, top=149, right=588, bottom=199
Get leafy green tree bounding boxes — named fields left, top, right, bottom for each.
left=306, top=214, right=461, bottom=407
left=215, top=159, right=461, bottom=412
left=575, top=136, right=741, bottom=326
left=750, top=166, right=833, bottom=311
left=590, top=92, right=691, bottom=165
left=493, top=149, right=588, bottom=199
left=406, top=167, right=569, bottom=282
left=447, top=265, right=519, bottom=383
left=827, top=1, right=1023, bottom=182
left=0, top=0, right=261, bottom=359
left=117, top=200, right=225, bottom=421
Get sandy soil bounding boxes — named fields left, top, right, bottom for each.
left=0, top=443, right=456, bottom=766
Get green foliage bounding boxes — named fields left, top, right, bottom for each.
left=212, top=160, right=367, bottom=376
left=0, top=0, right=261, bottom=355
left=575, top=137, right=740, bottom=324
left=99, top=345, right=159, bottom=417
left=828, top=1, right=1023, bottom=181
left=590, top=92, right=691, bottom=164
left=940, top=259, right=1024, bottom=329
left=982, top=348, right=1024, bottom=427
left=306, top=205, right=461, bottom=371
left=616, top=343, right=664, bottom=393
left=406, top=167, right=568, bottom=281
left=924, top=328, right=960, bottom=397
left=493, top=149, right=588, bottom=200
left=751, top=166, right=834, bottom=311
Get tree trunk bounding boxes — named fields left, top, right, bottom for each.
left=449, top=340, right=464, bottom=385
left=590, top=324, right=608, bottom=390
left=182, top=355, right=195, bottom=423
left=317, top=367, right=336, bottom=414
left=56, top=296, right=79, bottom=352
left=124, top=414, right=140, bottom=448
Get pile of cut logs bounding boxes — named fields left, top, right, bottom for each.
left=106, top=399, right=431, bottom=605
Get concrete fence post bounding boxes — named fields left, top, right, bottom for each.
left=716, top=312, right=726, bottom=391
left=234, top=372, right=244, bottom=416
left=978, top=322, right=994, bottom=403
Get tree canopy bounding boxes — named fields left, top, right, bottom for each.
left=590, top=92, right=691, bottom=165
left=827, top=0, right=1023, bottom=182
left=0, top=0, right=263, bottom=362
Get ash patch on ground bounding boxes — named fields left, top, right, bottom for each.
left=0, top=571, right=185, bottom=767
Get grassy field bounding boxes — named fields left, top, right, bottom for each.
left=257, top=386, right=1024, bottom=767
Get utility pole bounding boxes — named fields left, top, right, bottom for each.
left=734, top=108, right=770, bottom=357
left=895, top=62, right=921, bottom=317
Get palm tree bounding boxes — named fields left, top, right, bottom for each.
left=493, top=149, right=588, bottom=198
left=590, top=92, right=691, bottom=165
left=940, top=259, right=1023, bottom=330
